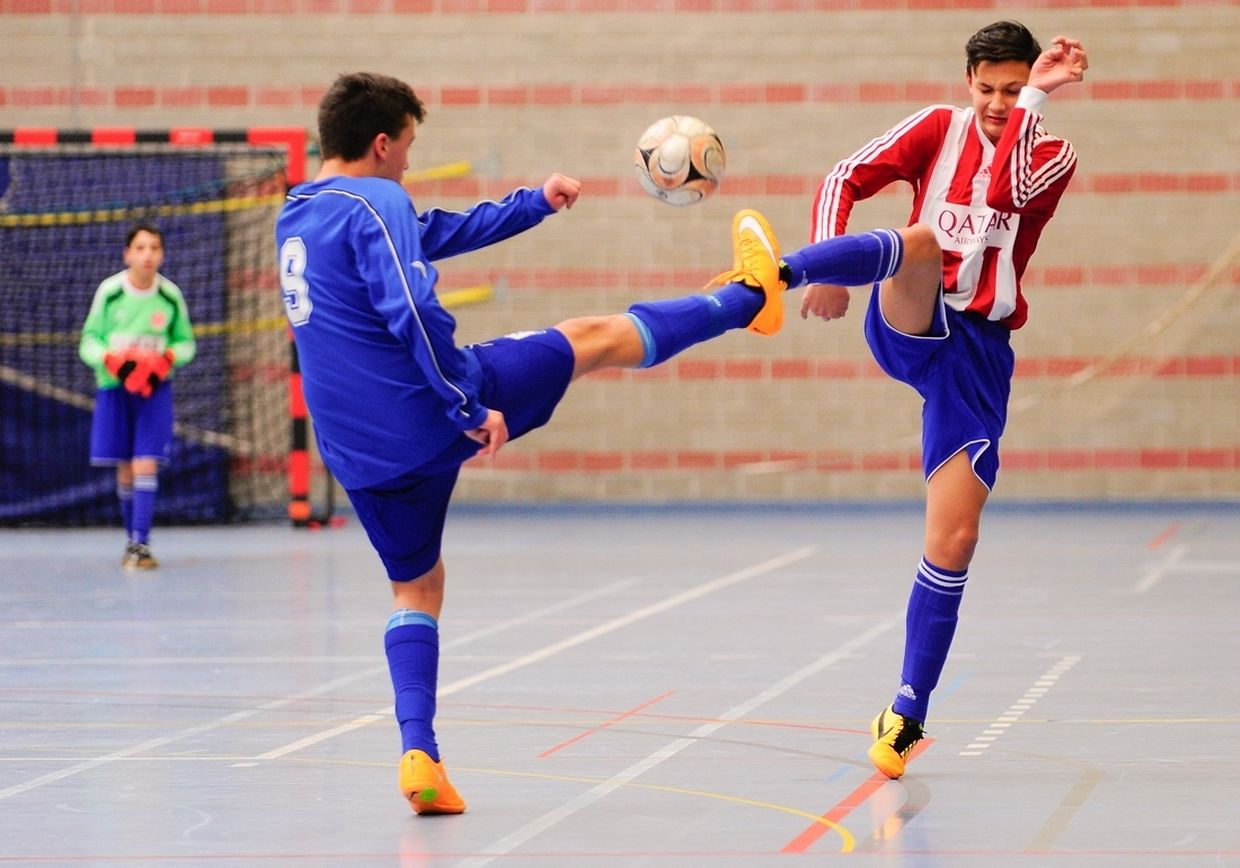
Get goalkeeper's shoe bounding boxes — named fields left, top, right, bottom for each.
left=868, top=705, right=924, bottom=779
left=122, top=543, right=159, bottom=571
left=399, top=749, right=466, bottom=815
left=704, top=209, right=786, bottom=336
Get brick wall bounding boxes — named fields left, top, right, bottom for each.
left=4, top=2, right=1238, bottom=501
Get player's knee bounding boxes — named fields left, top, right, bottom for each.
left=902, top=224, right=941, bottom=264
left=928, top=524, right=979, bottom=570
left=557, top=315, right=633, bottom=366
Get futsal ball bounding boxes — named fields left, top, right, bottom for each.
left=633, top=115, right=726, bottom=207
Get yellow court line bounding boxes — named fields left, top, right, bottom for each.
left=0, top=284, right=494, bottom=346
left=276, top=756, right=855, bottom=853
left=452, top=765, right=856, bottom=853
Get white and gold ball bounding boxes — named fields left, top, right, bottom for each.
left=633, top=115, right=726, bottom=207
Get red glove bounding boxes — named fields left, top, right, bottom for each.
left=103, top=349, right=139, bottom=383
left=122, top=355, right=156, bottom=398
left=147, top=350, right=174, bottom=383
left=124, top=350, right=175, bottom=398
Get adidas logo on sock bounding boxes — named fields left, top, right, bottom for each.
left=898, top=684, right=918, bottom=700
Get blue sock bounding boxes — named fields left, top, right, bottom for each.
left=117, top=482, right=134, bottom=539
left=385, top=609, right=441, bottom=761
left=131, top=474, right=157, bottom=545
left=782, top=229, right=904, bottom=289
left=626, top=283, right=762, bottom=367
left=892, top=557, right=968, bottom=723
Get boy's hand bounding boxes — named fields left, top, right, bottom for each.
left=465, top=409, right=508, bottom=457
left=542, top=173, right=581, bottom=211
left=1029, top=36, right=1088, bottom=94
left=801, top=284, right=851, bottom=322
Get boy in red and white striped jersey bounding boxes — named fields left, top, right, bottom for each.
left=799, top=21, right=1089, bottom=778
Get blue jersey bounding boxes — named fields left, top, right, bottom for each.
left=275, top=175, right=555, bottom=488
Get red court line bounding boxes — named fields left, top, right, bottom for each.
left=538, top=690, right=675, bottom=757
left=1148, top=521, right=1182, bottom=549
left=781, top=737, right=932, bottom=854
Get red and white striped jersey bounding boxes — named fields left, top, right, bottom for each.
left=811, top=87, right=1076, bottom=330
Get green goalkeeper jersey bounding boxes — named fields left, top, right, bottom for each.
left=79, top=270, right=197, bottom=388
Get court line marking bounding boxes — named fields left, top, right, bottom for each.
left=781, top=738, right=933, bottom=854
left=452, top=765, right=857, bottom=845
left=538, top=690, right=675, bottom=758
left=0, top=579, right=642, bottom=794
left=1028, top=765, right=1107, bottom=851
left=230, top=578, right=644, bottom=765
left=1147, top=521, right=1182, bottom=549
left=0, top=667, right=383, bottom=803
left=1133, top=544, right=1188, bottom=594
left=958, top=655, right=1081, bottom=757
left=460, top=616, right=897, bottom=866
left=243, top=547, right=818, bottom=763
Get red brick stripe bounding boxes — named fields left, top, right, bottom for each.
left=228, top=354, right=1240, bottom=386
left=2, top=80, right=1238, bottom=109
left=462, top=447, right=1240, bottom=473
left=7, top=0, right=1233, bottom=11
left=402, top=174, right=1240, bottom=201
left=431, top=265, right=1240, bottom=294
left=577, top=355, right=1240, bottom=382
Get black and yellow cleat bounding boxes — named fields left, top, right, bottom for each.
left=868, top=705, right=925, bottom=779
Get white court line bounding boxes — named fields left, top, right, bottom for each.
left=1132, top=544, right=1189, bottom=594
left=0, top=667, right=384, bottom=802
left=247, top=548, right=818, bottom=762
left=2, top=579, right=645, bottom=789
left=958, top=655, right=1081, bottom=758
left=442, top=577, right=643, bottom=652
left=458, top=617, right=898, bottom=867
left=231, top=578, right=644, bottom=765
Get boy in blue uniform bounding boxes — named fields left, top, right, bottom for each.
left=79, top=223, right=197, bottom=569
left=278, top=71, right=941, bottom=813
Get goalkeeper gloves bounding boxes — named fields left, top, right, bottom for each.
left=120, top=350, right=175, bottom=399
left=103, top=350, right=139, bottom=383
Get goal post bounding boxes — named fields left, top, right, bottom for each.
left=0, top=126, right=333, bottom=527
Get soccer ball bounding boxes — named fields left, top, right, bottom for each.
left=633, top=115, right=726, bottom=207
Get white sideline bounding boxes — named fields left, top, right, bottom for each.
left=461, top=617, right=899, bottom=866
left=246, top=548, right=818, bottom=762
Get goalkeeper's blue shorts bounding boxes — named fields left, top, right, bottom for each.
left=347, top=327, right=574, bottom=581
left=863, top=286, right=1013, bottom=490
left=89, top=383, right=174, bottom=465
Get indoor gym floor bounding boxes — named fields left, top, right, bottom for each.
left=1, top=502, right=1238, bottom=867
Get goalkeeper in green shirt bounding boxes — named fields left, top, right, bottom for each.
left=78, top=223, right=196, bottom=569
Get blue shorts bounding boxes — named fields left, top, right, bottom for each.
left=347, top=328, right=574, bottom=580
left=89, top=384, right=175, bottom=465
left=864, top=287, right=1013, bottom=490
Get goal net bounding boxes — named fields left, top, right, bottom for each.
left=0, top=135, right=304, bottom=525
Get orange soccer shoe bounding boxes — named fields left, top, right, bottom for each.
left=398, top=749, right=467, bottom=815
left=704, top=209, right=786, bottom=336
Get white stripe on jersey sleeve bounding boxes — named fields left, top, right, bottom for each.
left=813, top=105, right=942, bottom=242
